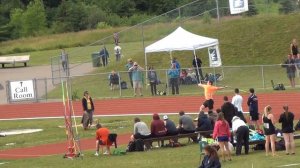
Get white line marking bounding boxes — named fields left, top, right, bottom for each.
left=277, top=163, right=300, bottom=167
left=0, top=162, right=9, bottom=165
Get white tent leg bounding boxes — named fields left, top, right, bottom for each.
left=194, top=50, right=201, bottom=84
left=144, top=52, right=148, bottom=89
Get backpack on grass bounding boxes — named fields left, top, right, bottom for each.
left=121, top=81, right=128, bottom=89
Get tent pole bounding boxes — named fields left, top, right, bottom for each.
left=194, top=50, right=201, bottom=84
left=144, top=52, right=148, bottom=89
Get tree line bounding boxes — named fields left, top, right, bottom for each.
left=0, top=0, right=298, bottom=41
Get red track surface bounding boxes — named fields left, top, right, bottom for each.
left=0, top=92, right=299, bottom=159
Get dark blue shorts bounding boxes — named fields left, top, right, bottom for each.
left=217, top=136, right=229, bottom=142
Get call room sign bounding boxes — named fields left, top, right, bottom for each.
left=10, top=80, right=35, bottom=101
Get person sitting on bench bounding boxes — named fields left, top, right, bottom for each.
left=177, top=111, right=195, bottom=134
left=151, top=113, right=167, bottom=138
left=131, top=117, right=151, bottom=140
left=163, top=115, right=178, bottom=136
left=197, top=111, right=213, bottom=132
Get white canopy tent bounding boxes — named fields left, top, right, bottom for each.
left=144, top=27, right=222, bottom=83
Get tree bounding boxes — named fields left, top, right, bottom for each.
left=246, top=0, right=258, bottom=16
left=279, top=0, right=297, bottom=14
left=22, top=0, right=47, bottom=36
left=9, top=8, right=24, bottom=38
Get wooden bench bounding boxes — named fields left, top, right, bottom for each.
left=0, top=55, right=30, bottom=68
left=143, top=131, right=213, bottom=149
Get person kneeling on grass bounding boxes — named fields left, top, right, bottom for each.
left=95, top=124, right=112, bottom=156
left=199, top=145, right=221, bottom=168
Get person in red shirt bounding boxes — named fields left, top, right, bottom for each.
left=95, top=124, right=112, bottom=156
left=151, top=113, right=167, bottom=147
left=198, top=81, right=226, bottom=112
left=213, top=112, right=231, bottom=161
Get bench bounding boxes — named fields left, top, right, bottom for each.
left=0, top=55, right=30, bottom=68
left=143, top=131, right=213, bottom=149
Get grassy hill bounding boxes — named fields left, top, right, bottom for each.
left=1, top=13, right=300, bottom=99
left=1, top=13, right=300, bottom=67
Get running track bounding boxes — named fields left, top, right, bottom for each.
left=0, top=92, right=299, bottom=159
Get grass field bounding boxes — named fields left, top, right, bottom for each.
left=1, top=116, right=300, bottom=168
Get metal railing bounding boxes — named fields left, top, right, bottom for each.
left=14, top=64, right=297, bottom=103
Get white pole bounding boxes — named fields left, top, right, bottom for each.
left=144, top=52, right=148, bottom=89
left=193, top=50, right=201, bottom=83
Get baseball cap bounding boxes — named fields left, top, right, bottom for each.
left=163, top=115, right=168, bottom=120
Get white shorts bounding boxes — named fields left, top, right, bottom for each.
left=133, top=81, right=142, bottom=88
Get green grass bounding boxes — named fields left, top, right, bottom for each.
left=1, top=138, right=300, bottom=168
left=0, top=115, right=196, bottom=151
left=1, top=116, right=300, bottom=168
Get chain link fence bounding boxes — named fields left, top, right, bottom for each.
left=21, top=64, right=298, bottom=103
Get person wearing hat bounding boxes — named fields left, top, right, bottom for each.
left=81, top=91, right=95, bottom=130
left=129, top=62, right=144, bottom=96
left=232, top=116, right=249, bottom=155
left=163, top=115, right=178, bottom=136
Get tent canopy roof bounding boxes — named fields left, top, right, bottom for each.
left=145, top=27, right=219, bottom=53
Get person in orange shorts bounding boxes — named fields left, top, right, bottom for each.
left=198, top=81, right=226, bottom=113
left=95, top=124, right=112, bottom=156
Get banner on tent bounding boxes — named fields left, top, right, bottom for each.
left=229, top=0, right=249, bottom=14
left=208, top=46, right=222, bottom=67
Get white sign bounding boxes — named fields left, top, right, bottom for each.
left=10, top=80, right=35, bottom=101
left=208, top=45, right=222, bottom=67
left=229, top=0, right=249, bottom=14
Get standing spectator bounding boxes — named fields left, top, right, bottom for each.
left=168, top=63, right=180, bottom=95
left=163, top=115, right=178, bottom=136
left=212, top=112, right=232, bottom=161
left=279, top=105, right=295, bottom=155
left=129, top=62, right=144, bottom=96
left=60, top=48, right=68, bottom=73
left=197, top=111, right=213, bottom=132
left=221, top=96, right=235, bottom=128
left=262, top=105, right=276, bottom=157
left=198, top=81, right=226, bottom=113
left=109, top=70, right=119, bottom=91
left=282, top=54, right=296, bottom=88
left=81, top=91, right=94, bottom=130
left=199, top=145, right=221, bottom=168
left=178, top=111, right=196, bottom=134
left=247, top=88, right=259, bottom=130
left=148, top=66, right=158, bottom=96
left=113, top=32, right=119, bottom=45
left=125, top=59, right=134, bottom=88
left=290, top=38, right=298, bottom=59
left=295, top=54, right=300, bottom=77
left=95, top=124, right=112, bottom=156
left=151, top=113, right=167, bottom=137
left=131, top=117, right=151, bottom=140
left=114, top=44, right=122, bottom=62
left=100, top=47, right=109, bottom=67
left=232, top=88, right=246, bottom=123
left=171, top=57, right=181, bottom=70
left=192, top=55, right=204, bottom=83
left=232, top=116, right=249, bottom=156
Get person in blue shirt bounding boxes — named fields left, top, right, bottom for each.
left=129, top=62, right=144, bottom=96
left=168, top=64, right=179, bottom=95
left=247, top=88, right=259, bottom=130
left=99, top=47, right=109, bottom=67
left=172, top=57, right=181, bottom=70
